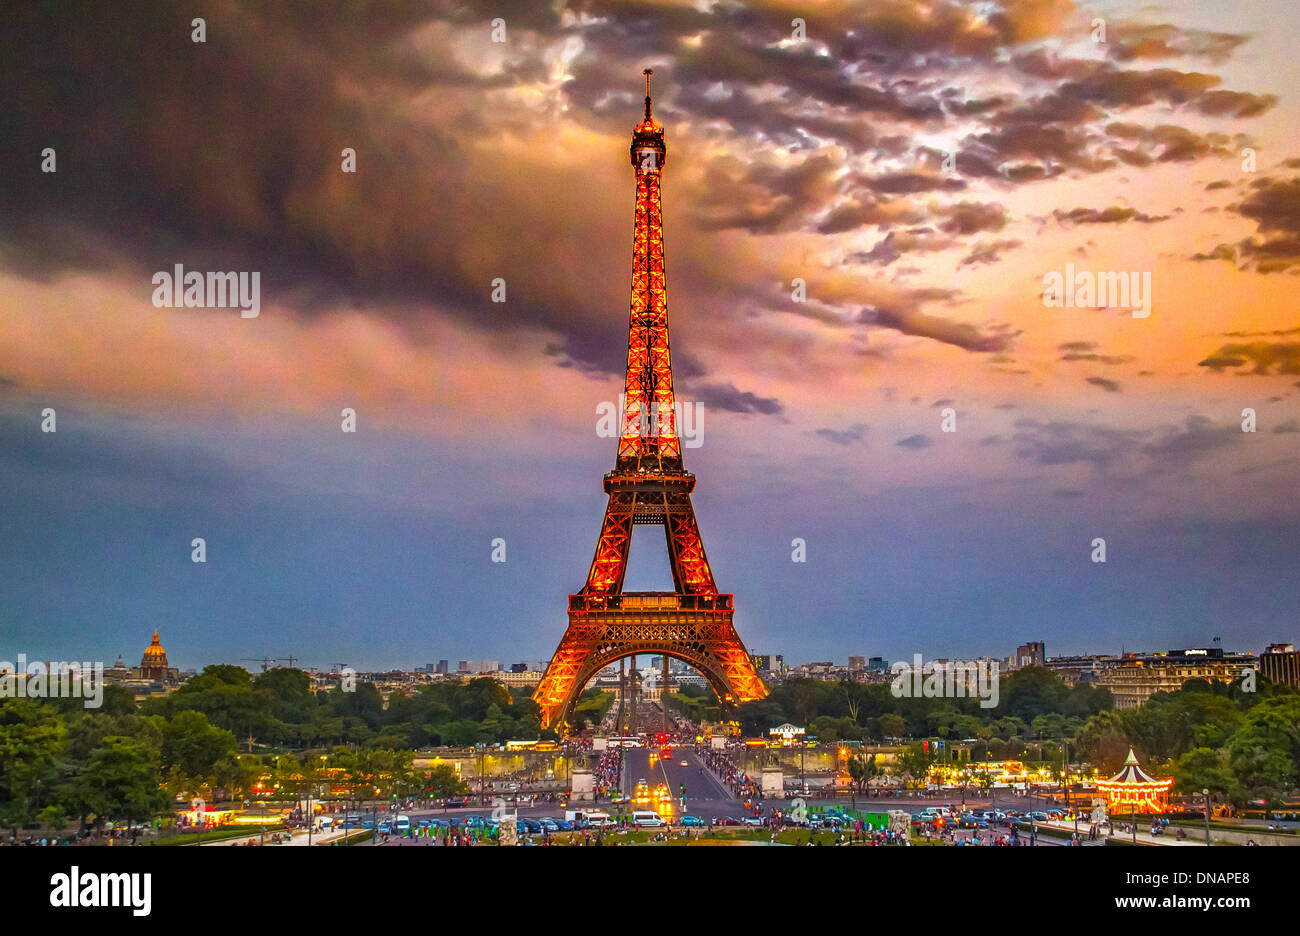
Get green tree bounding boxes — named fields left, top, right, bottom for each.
left=0, top=700, right=67, bottom=835
left=159, top=710, right=239, bottom=801
left=63, top=736, right=168, bottom=830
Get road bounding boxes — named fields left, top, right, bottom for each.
left=621, top=745, right=741, bottom=824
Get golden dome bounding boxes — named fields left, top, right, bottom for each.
left=141, top=630, right=168, bottom=667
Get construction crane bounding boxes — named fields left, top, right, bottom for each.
left=241, top=657, right=274, bottom=673
left=276, top=656, right=299, bottom=668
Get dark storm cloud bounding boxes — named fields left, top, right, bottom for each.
left=691, top=153, right=840, bottom=234
left=1085, top=376, right=1121, bottom=392
left=0, top=0, right=1275, bottom=373
left=690, top=381, right=784, bottom=416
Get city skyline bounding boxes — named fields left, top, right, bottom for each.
left=2, top=1, right=1299, bottom=673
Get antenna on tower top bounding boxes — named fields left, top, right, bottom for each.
left=643, top=67, right=653, bottom=119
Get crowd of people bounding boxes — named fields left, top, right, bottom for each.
left=592, top=746, right=624, bottom=800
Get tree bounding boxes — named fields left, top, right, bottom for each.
left=159, top=710, right=238, bottom=800
left=1227, top=696, right=1300, bottom=806
left=423, top=764, right=468, bottom=798
left=847, top=752, right=878, bottom=804
left=878, top=713, right=907, bottom=742
left=63, top=736, right=168, bottom=830
left=1175, top=747, right=1235, bottom=800
left=0, top=700, right=67, bottom=836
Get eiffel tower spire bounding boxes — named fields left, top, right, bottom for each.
left=533, top=71, right=767, bottom=731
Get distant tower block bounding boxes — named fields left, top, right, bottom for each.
left=533, top=70, right=767, bottom=730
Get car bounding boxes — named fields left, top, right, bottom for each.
left=680, top=815, right=704, bottom=827
left=556, top=819, right=575, bottom=831
left=715, top=817, right=743, bottom=826
left=515, top=820, right=528, bottom=835
left=1028, top=812, right=1049, bottom=822
left=377, top=822, right=391, bottom=834
left=522, top=818, right=542, bottom=833
left=539, top=818, right=560, bottom=833
left=680, top=760, right=689, bottom=767
left=958, top=814, right=988, bottom=829
left=743, top=817, right=764, bottom=827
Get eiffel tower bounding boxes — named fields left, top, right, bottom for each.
left=534, top=70, right=768, bottom=730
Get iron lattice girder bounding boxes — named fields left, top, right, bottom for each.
left=533, top=79, right=767, bottom=730
left=580, top=486, right=717, bottom=596
left=532, top=600, right=767, bottom=730
left=619, top=160, right=680, bottom=469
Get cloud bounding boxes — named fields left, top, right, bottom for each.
left=864, top=306, right=1016, bottom=353
left=691, top=381, right=784, bottom=416
left=959, top=238, right=1022, bottom=266
left=896, top=434, right=933, bottom=450
left=1052, top=207, right=1171, bottom=225
left=815, top=424, right=867, bottom=446
left=1192, top=175, right=1300, bottom=272
left=1058, top=342, right=1134, bottom=365
left=1198, top=343, right=1300, bottom=376
left=1085, top=376, right=1121, bottom=392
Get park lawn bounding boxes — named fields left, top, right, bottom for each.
left=152, top=824, right=285, bottom=846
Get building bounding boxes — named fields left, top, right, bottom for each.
left=100, top=631, right=183, bottom=696
left=1098, top=648, right=1256, bottom=709
left=493, top=670, right=543, bottom=689
left=1015, top=642, right=1045, bottom=668
left=1047, top=654, right=1121, bottom=686
left=1260, top=643, right=1299, bottom=690
left=867, top=657, right=889, bottom=673
left=848, top=656, right=866, bottom=671
left=749, top=654, right=784, bottom=675
left=436, top=660, right=448, bottom=674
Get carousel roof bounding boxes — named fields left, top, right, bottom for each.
left=1101, top=748, right=1170, bottom=786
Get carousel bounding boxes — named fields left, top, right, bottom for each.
left=1096, top=748, right=1173, bottom=814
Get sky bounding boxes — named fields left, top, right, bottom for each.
left=1, top=0, right=1297, bottom=672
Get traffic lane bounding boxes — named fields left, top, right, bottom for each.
left=655, top=748, right=731, bottom=803
left=624, top=748, right=652, bottom=793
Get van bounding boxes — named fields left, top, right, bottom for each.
left=394, top=815, right=410, bottom=833
left=584, top=812, right=614, bottom=827
left=632, top=810, right=666, bottom=828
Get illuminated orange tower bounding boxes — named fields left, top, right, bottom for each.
left=534, top=70, right=767, bottom=730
